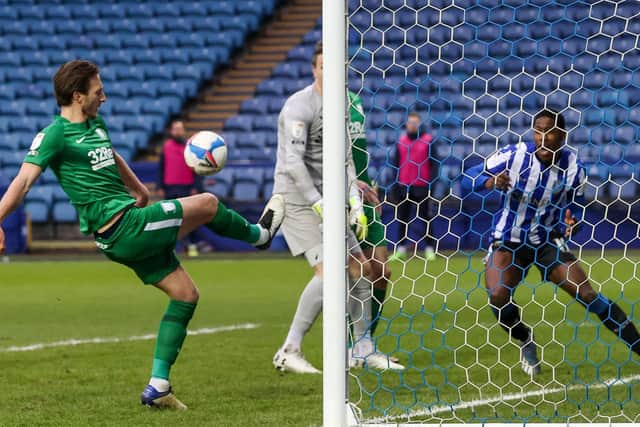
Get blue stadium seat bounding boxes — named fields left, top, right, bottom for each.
left=241, top=98, right=269, bottom=115
left=173, top=65, right=202, bottom=81
left=256, top=80, right=285, bottom=96
left=225, top=115, right=253, bottom=133
left=166, top=17, right=197, bottom=34
left=0, top=5, right=18, bottom=20
left=252, top=115, right=278, bottom=132
left=149, top=34, right=177, bottom=49
left=123, top=3, right=153, bottom=19
left=137, top=19, right=165, bottom=34
left=151, top=3, right=180, bottom=18
left=1, top=164, right=20, bottom=180
left=160, top=49, right=191, bottom=65
left=267, top=97, right=285, bottom=114
left=121, top=34, right=149, bottom=49
left=67, top=36, right=94, bottom=50
left=175, top=33, right=205, bottom=48
left=55, top=20, right=83, bottom=35
left=232, top=180, right=261, bottom=201
left=3, top=21, right=28, bottom=36
left=188, top=15, right=221, bottom=33
left=11, top=36, right=39, bottom=52
left=52, top=201, right=77, bottom=223
left=180, top=2, right=208, bottom=17
left=71, top=4, right=99, bottom=20
left=143, top=66, right=172, bottom=83
left=133, top=50, right=161, bottom=65
left=0, top=85, right=16, bottom=101
left=25, top=186, right=54, bottom=223
left=26, top=101, right=53, bottom=117
left=613, top=126, right=636, bottom=144
left=46, top=5, right=72, bottom=20
left=93, top=35, right=121, bottom=50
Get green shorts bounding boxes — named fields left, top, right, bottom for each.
left=95, top=200, right=183, bottom=285
left=360, top=203, right=386, bottom=250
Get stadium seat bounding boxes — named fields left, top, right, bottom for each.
left=225, top=115, right=253, bottom=133
left=52, top=201, right=77, bottom=223
left=232, top=180, right=262, bottom=202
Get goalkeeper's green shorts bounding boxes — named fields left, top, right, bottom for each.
left=95, top=200, right=183, bottom=285
left=360, top=203, right=387, bottom=250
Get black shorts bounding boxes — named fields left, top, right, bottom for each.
left=489, top=238, right=577, bottom=281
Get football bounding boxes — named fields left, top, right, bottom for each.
left=183, top=130, right=228, bottom=176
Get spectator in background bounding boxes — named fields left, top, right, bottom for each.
left=390, top=111, right=437, bottom=261
left=158, top=119, right=202, bottom=257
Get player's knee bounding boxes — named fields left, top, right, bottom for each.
left=180, top=285, right=200, bottom=304
left=487, top=285, right=509, bottom=307
left=200, top=193, right=219, bottom=219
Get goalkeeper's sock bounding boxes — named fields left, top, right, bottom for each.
left=591, top=297, right=640, bottom=356
left=370, top=286, right=387, bottom=336
left=151, top=300, right=197, bottom=381
left=348, top=277, right=373, bottom=347
left=284, top=275, right=323, bottom=351
left=491, top=302, right=531, bottom=342
left=207, top=201, right=262, bottom=244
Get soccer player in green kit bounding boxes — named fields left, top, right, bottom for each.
left=0, top=60, right=284, bottom=409
left=348, top=91, right=391, bottom=338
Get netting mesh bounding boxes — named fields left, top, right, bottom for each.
left=345, top=0, right=640, bottom=423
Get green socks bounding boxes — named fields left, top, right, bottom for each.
left=370, top=287, right=387, bottom=335
left=207, top=201, right=261, bottom=244
left=151, top=300, right=197, bottom=380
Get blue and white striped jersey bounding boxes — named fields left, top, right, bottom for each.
left=462, top=141, right=587, bottom=245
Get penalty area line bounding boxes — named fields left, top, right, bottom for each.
left=0, top=323, right=261, bottom=353
left=367, top=373, right=640, bottom=424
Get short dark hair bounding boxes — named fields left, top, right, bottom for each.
left=53, top=60, right=100, bottom=107
left=312, top=41, right=322, bottom=66
left=534, top=109, right=566, bottom=131
left=408, top=111, right=421, bottom=120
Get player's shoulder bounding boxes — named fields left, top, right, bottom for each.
left=281, top=84, right=316, bottom=119
left=38, top=116, right=66, bottom=139
left=93, top=114, right=108, bottom=129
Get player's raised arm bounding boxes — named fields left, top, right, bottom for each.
left=461, top=145, right=515, bottom=193
left=113, top=150, right=150, bottom=208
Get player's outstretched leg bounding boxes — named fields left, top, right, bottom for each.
left=550, top=261, right=640, bottom=356
left=142, top=267, right=199, bottom=410
left=176, top=193, right=284, bottom=250
left=485, top=248, right=540, bottom=375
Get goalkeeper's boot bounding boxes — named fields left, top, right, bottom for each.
left=141, top=384, right=187, bottom=410
left=255, top=194, right=285, bottom=250
left=350, top=351, right=405, bottom=371
left=273, top=347, right=321, bottom=374
left=519, top=336, right=541, bottom=376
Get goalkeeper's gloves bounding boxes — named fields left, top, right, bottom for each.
left=311, top=199, right=323, bottom=218
left=349, top=196, right=368, bottom=241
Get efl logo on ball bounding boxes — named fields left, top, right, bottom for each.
left=184, top=131, right=228, bottom=176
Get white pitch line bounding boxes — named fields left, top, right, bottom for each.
left=367, top=373, right=640, bottom=424
left=0, top=323, right=260, bottom=353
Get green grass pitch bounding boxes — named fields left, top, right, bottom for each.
left=0, top=252, right=638, bottom=426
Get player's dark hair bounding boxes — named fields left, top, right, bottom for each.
left=312, top=41, right=322, bottom=66
left=53, top=60, right=100, bottom=107
left=534, top=109, right=566, bottom=131
left=408, top=111, right=421, bottom=120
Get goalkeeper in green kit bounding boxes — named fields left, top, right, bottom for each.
left=0, top=60, right=285, bottom=409
left=348, top=91, right=392, bottom=340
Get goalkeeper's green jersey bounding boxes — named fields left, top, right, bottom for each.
left=348, top=91, right=372, bottom=186
left=24, top=115, right=134, bottom=235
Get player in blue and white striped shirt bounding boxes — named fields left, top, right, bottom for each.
left=462, top=109, right=640, bottom=376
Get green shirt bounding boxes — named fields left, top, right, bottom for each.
left=24, top=115, right=134, bottom=235
left=348, top=91, right=371, bottom=185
